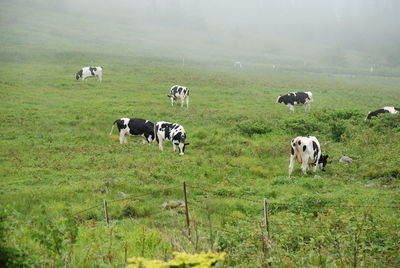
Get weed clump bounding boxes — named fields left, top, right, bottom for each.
left=236, top=120, right=272, bottom=137
left=282, top=118, right=322, bottom=136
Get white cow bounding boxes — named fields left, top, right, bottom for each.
left=168, top=85, right=189, bottom=108
left=289, top=136, right=328, bottom=177
left=155, top=121, right=189, bottom=155
left=75, top=66, right=103, bottom=82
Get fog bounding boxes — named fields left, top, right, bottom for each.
left=2, top=0, right=400, bottom=71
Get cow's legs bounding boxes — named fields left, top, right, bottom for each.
left=312, top=163, right=317, bottom=172
left=173, top=143, right=177, bottom=152
left=287, top=104, right=294, bottom=112
left=289, top=154, right=295, bottom=177
left=186, top=96, right=189, bottom=108
left=119, top=132, right=126, bottom=144
left=157, top=134, right=164, bottom=151
left=98, top=74, right=102, bottom=82
left=305, top=102, right=311, bottom=112
left=181, top=97, right=184, bottom=107
left=301, top=161, right=308, bottom=175
left=170, top=98, right=174, bottom=106
left=146, top=134, right=153, bottom=144
left=142, top=137, right=147, bottom=144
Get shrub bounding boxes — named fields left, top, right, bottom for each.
left=329, top=121, right=346, bottom=142
left=282, top=118, right=323, bottom=136
left=121, top=203, right=138, bottom=218
left=236, top=120, right=272, bottom=137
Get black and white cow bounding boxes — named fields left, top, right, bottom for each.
left=289, top=136, right=328, bottom=177
left=75, top=66, right=103, bottom=82
left=365, top=106, right=400, bottom=120
left=168, top=85, right=189, bottom=108
left=155, top=121, right=189, bottom=155
left=276, top=91, right=313, bottom=112
left=109, top=118, right=155, bottom=144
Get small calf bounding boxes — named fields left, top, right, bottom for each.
left=276, top=91, right=313, bottom=112
left=75, top=66, right=103, bottom=82
left=168, top=85, right=189, bottom=108
left=155, top=121, right=189, bottom=155
left=365, top=106, right=399, bottom=120
left=289, top=136, right=328, bottom=177
left=110, top=118, right=155, bottom=144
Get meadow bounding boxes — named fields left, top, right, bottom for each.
left=1, top=46, right=400, bottom=267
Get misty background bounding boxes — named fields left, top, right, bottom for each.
left=1, top=0, right=400, bottom=74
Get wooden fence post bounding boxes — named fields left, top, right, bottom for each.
left=183, top=181, right=190, bottom=236
left=103, top=199, right=109, bottom=227
left=263, top=198, right=271, bottom=262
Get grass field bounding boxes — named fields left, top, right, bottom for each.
left=1, top=48, right=399, bottom=266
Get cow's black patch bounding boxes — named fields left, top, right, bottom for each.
left=291, top=147, right=294, bottom=155
left=366, top=108, right=388, bottom=119
left=76, top=69, right=83, bottom=80
left=303, top=145, right=306, bottom=152
left=312, top=141, right=319, bottom=158
left=89, top=67, right=97, bottom=76
left=277, top=92, right=310, bottom=105
left=178, top=87, right=182, bottom=94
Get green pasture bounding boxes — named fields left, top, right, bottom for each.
left=1, top=47, right=400, bottom=266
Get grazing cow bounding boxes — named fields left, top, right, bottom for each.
left=75, top=66, right=103, bottom=82
left=276, top=91, right=313, bottom=112
left=109, top=118, right=155, bottom=144
left=289, top=136, right=328, bottom=177
left=234, top=61, right=242, bottom=68
left=155, top=121, right=189, bottom=155
left=168, top=85, right=189, bottom=108
left=365, top=106, right=400, bottom=120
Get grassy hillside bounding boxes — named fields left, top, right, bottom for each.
left=1, top=46, right=400, bottom=266
left=1, top=2, right=400, bottom=267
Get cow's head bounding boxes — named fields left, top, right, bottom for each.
left=177, top=134, right=189, bottom=156
left=318, top=155, right=329, bottom=171
left=276, top=95, right=282, bottom=104
left=167, top=94, right=177, bottom=101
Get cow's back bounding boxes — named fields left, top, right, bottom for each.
left=128, top=119, right=154, bottom=136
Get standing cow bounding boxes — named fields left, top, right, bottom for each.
left=168, top=85, right=189, bottom=108
left=289, top=136, right=328, bottom=177
left=276, top=91, right=313, bottom=112
left=155, top=121, right=189, bottom=155
left=109, top=118, right=155, bottom=144
left=75, top=66, right=103, bottom=82
left=365, top=106, right=400, bottom=120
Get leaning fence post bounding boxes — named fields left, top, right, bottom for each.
left=183, top=181, right=190, bottom=236
left=263, top=198, right=271, bottom=262
left=103, top=199, right=109, bottom=227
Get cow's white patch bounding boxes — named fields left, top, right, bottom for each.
left=383, top=106, right=398, bottom=114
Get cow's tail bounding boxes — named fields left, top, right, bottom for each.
left=109, top=120, right=118, bottom=135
